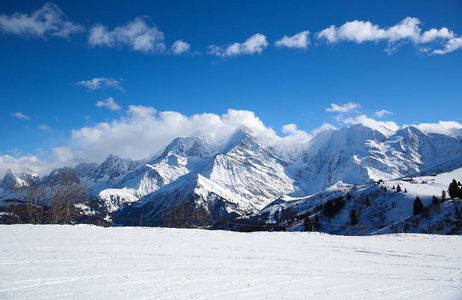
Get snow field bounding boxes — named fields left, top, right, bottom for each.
left=1, top=225, right=461, bottom=299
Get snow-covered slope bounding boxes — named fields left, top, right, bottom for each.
left=1, top=225, right=461, bottom=299
left=240, top=166, right=462, bottom=235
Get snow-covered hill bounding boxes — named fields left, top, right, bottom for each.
left=1, top=123, right=462, bottom=231
left=236, top=166, right=462, bottom=235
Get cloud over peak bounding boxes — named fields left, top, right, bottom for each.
left=343, top=115, right=400, bottom=137
left=0, top=3, right=83, bottom=39
left=208, top=33, right=268, bottom=57
left=412, top=121, right=462, bottom=136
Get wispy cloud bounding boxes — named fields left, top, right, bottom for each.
left=76, top=77, right=124, bottom=92
left=11, top=112, right=30, bottom=120
left=88, top=17, right=166, bottom=54
left=316, top=17, right=460, bottom=55
left=38, top=125, right=50, bottom=131
left=96, top=97, right=121, bottom=111
left=374, top=110, right=394, bottom=118
left=0, top=3, right=83, bottom=39
left=325, top=102, right=361, bottom=113
left=208, top=33, right=268, bottom=57
left=275, top=31, right=310, bottom=49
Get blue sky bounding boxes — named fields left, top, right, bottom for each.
left=0, top=0, right=461, bottom=175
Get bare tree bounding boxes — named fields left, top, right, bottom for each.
left=163, top=198, right=213, bottom=228
left=16, top=170, right=88, bottom=224
left=17, top=181, right=47, bottom=224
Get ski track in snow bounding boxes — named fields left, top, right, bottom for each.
left=0, top=225, right=461, bottom=300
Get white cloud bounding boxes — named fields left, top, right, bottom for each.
left=11, top=112, right=30, bottom=120
left=171, top=40, right=191, bottom=54
left=420, top=27, right=454, bottom=43
left=275, top=31, right=310, bottom=49
left=52, top=146, right=75, bottom=163
left=374, top=110, right=394, bottom=118
left=343, top=115, right=400, bottom=137
left=96, top=97, right=121, bottom=111
left=432, top=37, right=462, bottom=55
left=88, top=17, right=166, bottom=54
left=412, top=121, right=462, bottom=136
left=278, top=124, right=313, bottom=149
left=325, top=102, right=361, bottom=113
left=70, top=108, right=269, bottom=162
left=311, top=123, right=337, bottom=136
left=316, top=17, right=460, bottom=54
left=317, top=17, right=421, bottom=44
left=38, top=125, right=50, bottom=131
left=208, top=33, right=268, bottom=57
left=76, top=77, right=124, bottom=92
left=282, top=124, right=298, bottom=134
left=0, top=3, right=83, bottom=39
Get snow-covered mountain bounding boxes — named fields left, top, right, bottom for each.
left=2, top=124, right=462, bottom=229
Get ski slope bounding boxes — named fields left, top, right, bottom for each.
left=1, top=225, right=461, bottom=299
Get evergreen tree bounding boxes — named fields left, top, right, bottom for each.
left=413, top=196, right=424, bottom=216
left=323, top=197, right=345, bottom=218
left=365, top=197, right=370, bottom=207
left=396, top=185, right=402, bottom=192
left=384, top=186, right=387, bottom=192
left=314, top=214, right=320, bottom=230
left=404, top=188, right=408, bottom=193
left=448, top=179, right=460, bottom=198
left=346, top=192, right=352, bottom=200
left=442, top=190, right=446, bottom=202
left=274, top=210, right=280, bottom=224
left=304, top=216, right=311, bottom=232
left=432, top=195, right=441, bottom=212
left=323, top=200, right=335, bottom=218
left=350, top=209, right=358, bottom=225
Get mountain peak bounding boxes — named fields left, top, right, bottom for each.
left=222, top=126, right=259, bottom=154
left=106, top=153, right=121, bottom=161
left=91, top=154, right=139, bottom=180
left=161, top=136, right=217, bottom=158
left=2, top=169, right=27, bottom=189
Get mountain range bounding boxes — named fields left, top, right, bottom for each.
left=1, top=123, right=462, bottom=232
